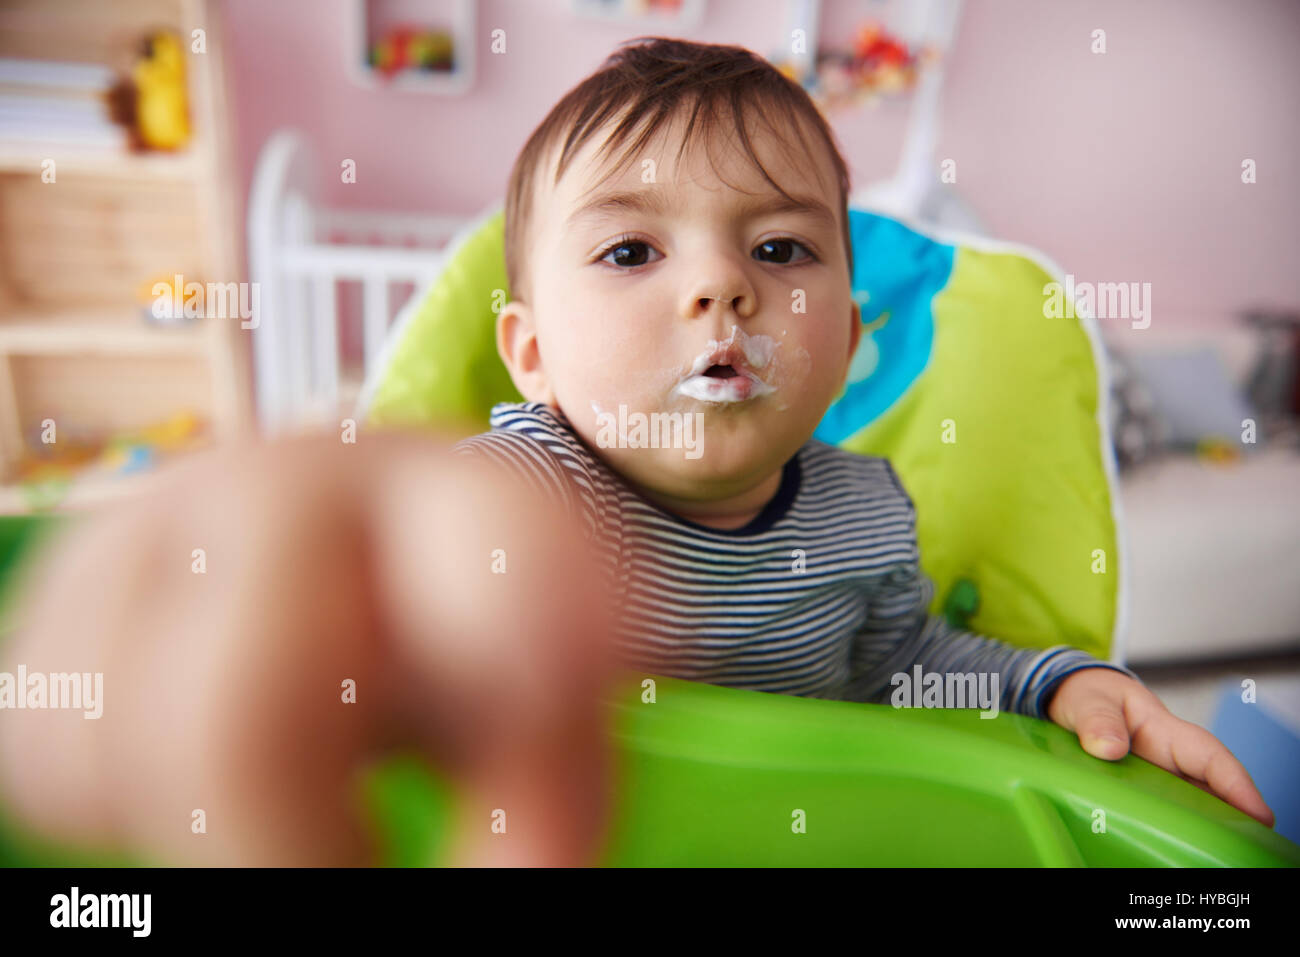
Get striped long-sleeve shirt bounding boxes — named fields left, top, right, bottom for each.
left=453, top=401, right=1137, bottom=719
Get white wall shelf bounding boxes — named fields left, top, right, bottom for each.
left=570, top=0, right=706, bottom=29
left=348, top=0, right=475, bottom=96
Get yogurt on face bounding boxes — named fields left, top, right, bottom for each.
left=675, top=372, right=774, bottom=402
left=672, top=326, right=780, bottom=405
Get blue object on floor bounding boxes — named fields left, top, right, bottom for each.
left=1210, top=682, right=1300, bottom=845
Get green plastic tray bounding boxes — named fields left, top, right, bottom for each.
left=1, top=515, right=1296, bottom=867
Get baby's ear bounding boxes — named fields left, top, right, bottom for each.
left=496, top=300, right=556, bottom=405
left=843, top=300, right=863, bottom=384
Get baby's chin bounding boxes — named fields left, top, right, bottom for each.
left=582, top=404, right=809, bottom=499
left=600, top=446, right=783, bottom=506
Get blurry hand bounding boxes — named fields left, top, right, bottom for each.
left=0, top=432, right=618, bottom=866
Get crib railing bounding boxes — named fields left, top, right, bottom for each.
left=248, top=131, right=467, bottom=433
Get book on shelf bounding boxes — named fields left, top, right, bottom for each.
left=0, top=57, right=115, bottom=93
left=0, top=57, right=129, bottom=153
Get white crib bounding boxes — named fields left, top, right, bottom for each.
left=246, top=129, right=473, bottom=433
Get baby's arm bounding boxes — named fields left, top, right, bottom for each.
left=847, top=561, right=1133, bottom=716
left=849, top=562, right=1274, bottom=828
left=0, top=431, right=617, bottom=866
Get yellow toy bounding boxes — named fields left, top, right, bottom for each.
left=1196, top=437, right=1241, bottom=465
left=133, top=32, right=190, bottom=150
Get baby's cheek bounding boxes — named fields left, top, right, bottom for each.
left=570, top=346, right=684, bottom=414
left=554, top=366, right=646, bottom=442
left=766, top=330, right=816, bottom=414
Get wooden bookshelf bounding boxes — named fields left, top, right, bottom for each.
left=0, top=145, right=200, bottom=181
left=0, top=307, right=211, bottom=356
left=0, top=0, right=251, bottom=513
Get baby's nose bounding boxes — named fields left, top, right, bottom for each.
left=697, top=295, right=737, bottom=311
left=682, top=265, right=757, bottom=319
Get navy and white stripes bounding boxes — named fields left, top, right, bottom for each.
left=453, top=401, right=1135, bottom=719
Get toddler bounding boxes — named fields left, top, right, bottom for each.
left=453, top=37, right=1271, bottom=816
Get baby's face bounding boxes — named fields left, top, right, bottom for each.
left=503, top=110, right=859, bottom=511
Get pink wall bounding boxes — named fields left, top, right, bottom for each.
left=221, top=0, right=1300, bottom=325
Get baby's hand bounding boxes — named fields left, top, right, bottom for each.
left=1045, top=668, right=1274, bottom=828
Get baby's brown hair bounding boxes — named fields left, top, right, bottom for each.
left=504, top=37, right=853, bottom=302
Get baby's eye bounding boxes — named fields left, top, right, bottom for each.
left=600, top=241, right=662, bottom=268
left=753, top=239, right=813, bottom=264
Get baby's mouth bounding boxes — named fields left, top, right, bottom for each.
left=673, top=330, right=778, bottom=404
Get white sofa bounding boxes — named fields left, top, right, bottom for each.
left=1106, top=323, right=1300, bottom=666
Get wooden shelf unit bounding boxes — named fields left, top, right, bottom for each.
left=0, top=0, right=251, bottom=512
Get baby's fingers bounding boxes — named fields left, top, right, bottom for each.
left=1048, top=674, right=1132, bottom=761
left=1069, top=700, right=1132, bottom=762
left=1131, top=714, right=1275, bottom=828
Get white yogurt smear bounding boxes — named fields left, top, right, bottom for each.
left=672, top=326, right=780, bottom=404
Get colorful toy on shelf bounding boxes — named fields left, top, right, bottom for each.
left=16, top=437, right=99, bottom=513
left=368, top=26, right=454, bottom=78
left=100, top=411, right=206, bottom=468
left=777, top=20, right=934, bottom=112
left=132, top=31, right=190, bottom=150
left=15, top=412, right=206, bottom=511
left=137, top=274, right=203, bottom=325
left=851, top=22, right=916, bottom=93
